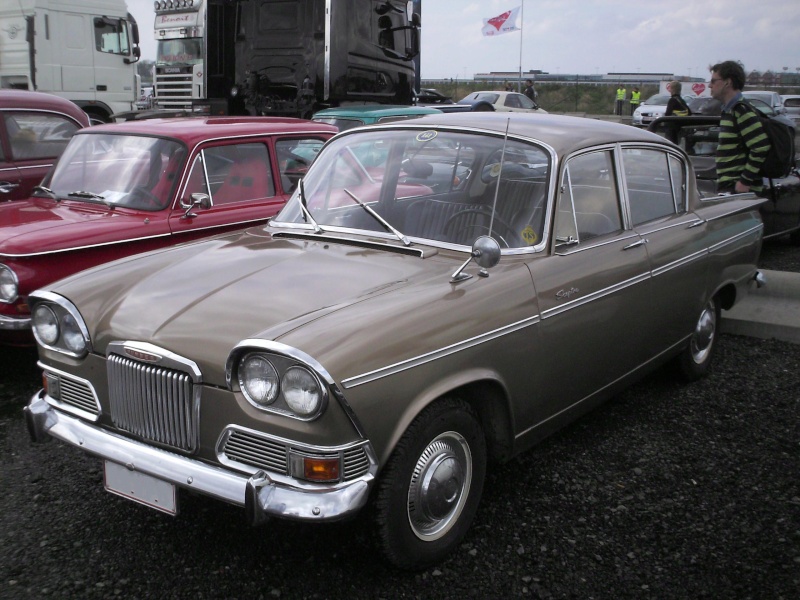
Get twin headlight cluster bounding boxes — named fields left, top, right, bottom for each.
left=30, top=294, right=91, bottom=357
left=0, top=265, right=18, bottom=304
left=154, top=0, right=193, bottom=11
left=235, top=352, right=327, bottom=420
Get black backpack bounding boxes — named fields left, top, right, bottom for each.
left=734, top=99, right=797, bottom=179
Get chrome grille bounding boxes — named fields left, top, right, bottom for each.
left=221, top=428, right=371, bottom=481
left=58, top=375, right=100, bottom=415
left=107, top=354, right=198, bottom=452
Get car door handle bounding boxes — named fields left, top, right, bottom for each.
left=623, top=239, right=648, bottom=250
left=0, top=182, right=20, bottom=193
left=688, top=219, right=706, bottom=228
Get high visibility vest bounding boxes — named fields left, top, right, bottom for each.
left=616, top=88, right=626, bottom=100
left=630, top=90, right=641, bottom=104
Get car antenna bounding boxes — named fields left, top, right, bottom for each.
left=488, top=117, right=511, bottom=238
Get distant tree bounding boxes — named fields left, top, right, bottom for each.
left=137, top=60, right=156, bottom=86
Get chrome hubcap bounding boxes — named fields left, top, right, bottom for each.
left=690, top=299, right=716, bottom=364
left=407, top=432, right=472, bottom=541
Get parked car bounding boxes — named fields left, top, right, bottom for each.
left=25, top=112, right=765, bottom=570
left=686, top=96, right=722, bottom=116
left=0, top=90, right=91, bottom=202
left=743, top=90, right=785, bottom=115
left=457, top=91, right=546, bottom=113
left=780, top=94, right=800, bottom=125
left=0, top=117, right=336, bottom=345
left=648, top=114, right=800, bottom=244
left=631, top=93, right=694, bottom=127
left=311, top=105, right=442, bottom=131
left=414, top=88, right=454, bottom=104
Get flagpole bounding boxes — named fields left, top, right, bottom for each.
left=518, top=0, right=524, bottom=92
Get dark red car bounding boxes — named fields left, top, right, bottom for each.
left=1, top=90, right=91, bottom=202
left=0, top=116, right=336, bottom=345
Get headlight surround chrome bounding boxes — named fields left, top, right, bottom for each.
left=29, top=291, right=91, bottom=358
left=228, top=343, right=329, bottom=421
left=0, top=264, right=18, bottom=303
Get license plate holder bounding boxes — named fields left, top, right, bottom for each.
left=103, top=460, right=178, bottom=515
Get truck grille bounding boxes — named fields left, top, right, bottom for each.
left=107, top=354, right=198, bottom=452
left=221, top=428, right=371, bottom=481
left=154, top=68, right=193, bottom=109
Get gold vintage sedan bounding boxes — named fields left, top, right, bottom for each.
left=25, top=112, right=765, bottom=569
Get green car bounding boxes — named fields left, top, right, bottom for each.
left=312, top=104, right=442, bottom=131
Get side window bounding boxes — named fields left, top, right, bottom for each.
left=275, top=138, right=326, bottom=194
left=668, top=155, right=686, bottom=211
left=94, top=17, right=130, bottom=55
left=623, top=148, right=679, bottom=226
left=556, top=150, right=622, bottom=244
left=4, top=112, right=81, bottom=160
left=504, top=95, right=522, bottom=108
left=185, top=143, right=274, bottom=206
left=518, top=94, right=536, bottom=109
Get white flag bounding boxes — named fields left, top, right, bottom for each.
left=482, top=7, right=521, bottom=37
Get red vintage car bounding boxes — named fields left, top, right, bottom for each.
left=1, top=90, right=91, bottom=202
left=0, top=117, right=336, bottom=345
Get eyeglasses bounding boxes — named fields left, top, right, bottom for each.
left=709, top=77, right=723, bottom=85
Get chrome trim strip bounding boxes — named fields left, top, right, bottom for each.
left=555, top=232, right=639, bottom=255
left=651, top=248, right=707, bottom=278
left=709, top=224, right=763, bottom=253
left=15, top=163, right=55, bottom=171
left=540, top=271, right=650, bottom=320
left=341, top=314, right=541, bottom=389
left=0, top=313, right=31, bottom=330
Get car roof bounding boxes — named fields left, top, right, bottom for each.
left=77, top=116, right=338, bottom=147
left=363, top=111, right=667, bottom=156
left=0, top=89, right=91, bottom=126
left=312, top=105, right=441, bottom=118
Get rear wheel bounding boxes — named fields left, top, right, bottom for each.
left=676, top=296, right=719, bottom=381
left=373, top=398, right=486, bottom=570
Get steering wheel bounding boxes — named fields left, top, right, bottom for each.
left=128, top=186, right=162, bottom=210
left=442, top=209, right=522, bottom=248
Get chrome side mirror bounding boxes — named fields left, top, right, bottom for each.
left=451, top=235, right=501, bottom=282
left=181, top=193, right=211, bottom=219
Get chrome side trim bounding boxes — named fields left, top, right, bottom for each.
left=540, top=271, right=650, bottom=320
left=16, top=163, right=55, bottom=171
left=708, top=223, right=763, bottom=253
left=341, top=314, right=541, bottom=389
left=651, top=248, right=708, bottom=278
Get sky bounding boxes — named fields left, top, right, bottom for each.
left=127, top=0, right=800, bottom=80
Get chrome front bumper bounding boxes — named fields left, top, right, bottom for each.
left=0, top=313, right=31, bottom=330
left=24, top=391, right=372, bottom=523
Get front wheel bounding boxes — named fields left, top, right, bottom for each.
left=373, top=398, right=486, bottom=570
left=676, top=296, right=719, bottom=381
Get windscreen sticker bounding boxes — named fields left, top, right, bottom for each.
left=521, top=226, right=538, bottom=245
left=416, top=130, right=437, bottom=142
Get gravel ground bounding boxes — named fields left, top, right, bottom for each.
left=759, top=236, right=800, bottom=273
left=1, top=241, right=798, bottom=600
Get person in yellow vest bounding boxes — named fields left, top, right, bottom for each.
left=615, top=85, right=627, bottom=115
left=629, top=87, right=641, bottom=116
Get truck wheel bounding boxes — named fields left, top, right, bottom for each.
left=373, top=398, right=486, bottom=570
left=676, top=296, right=719, bottom=381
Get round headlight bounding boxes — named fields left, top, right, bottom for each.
left=32, top=305, right=59, bottom=345
left=282, top=366, right=321, bottom=417
left=61, top=313, right=87, bottom=354
left=0, top=265, right=18, bottom=303
left=239, top=354, right=279, bottom=406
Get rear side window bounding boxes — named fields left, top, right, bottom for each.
left=622, top=148, right=684, bottom=225
left=185, top=143, right=275, bottom=206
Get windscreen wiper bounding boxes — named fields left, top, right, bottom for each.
left=343, top=188, right=411, bottom=246
left=67, top=190, right=114, bottom=208
left=32, top=185, right=58, bottom=200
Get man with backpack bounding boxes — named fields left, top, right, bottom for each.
left=709, top=60, right=771, bottom=194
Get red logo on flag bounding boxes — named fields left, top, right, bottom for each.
left=487, top=11, right=511, bottom=31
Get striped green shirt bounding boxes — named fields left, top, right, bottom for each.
left=716, top=100, right=771, bottom=193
